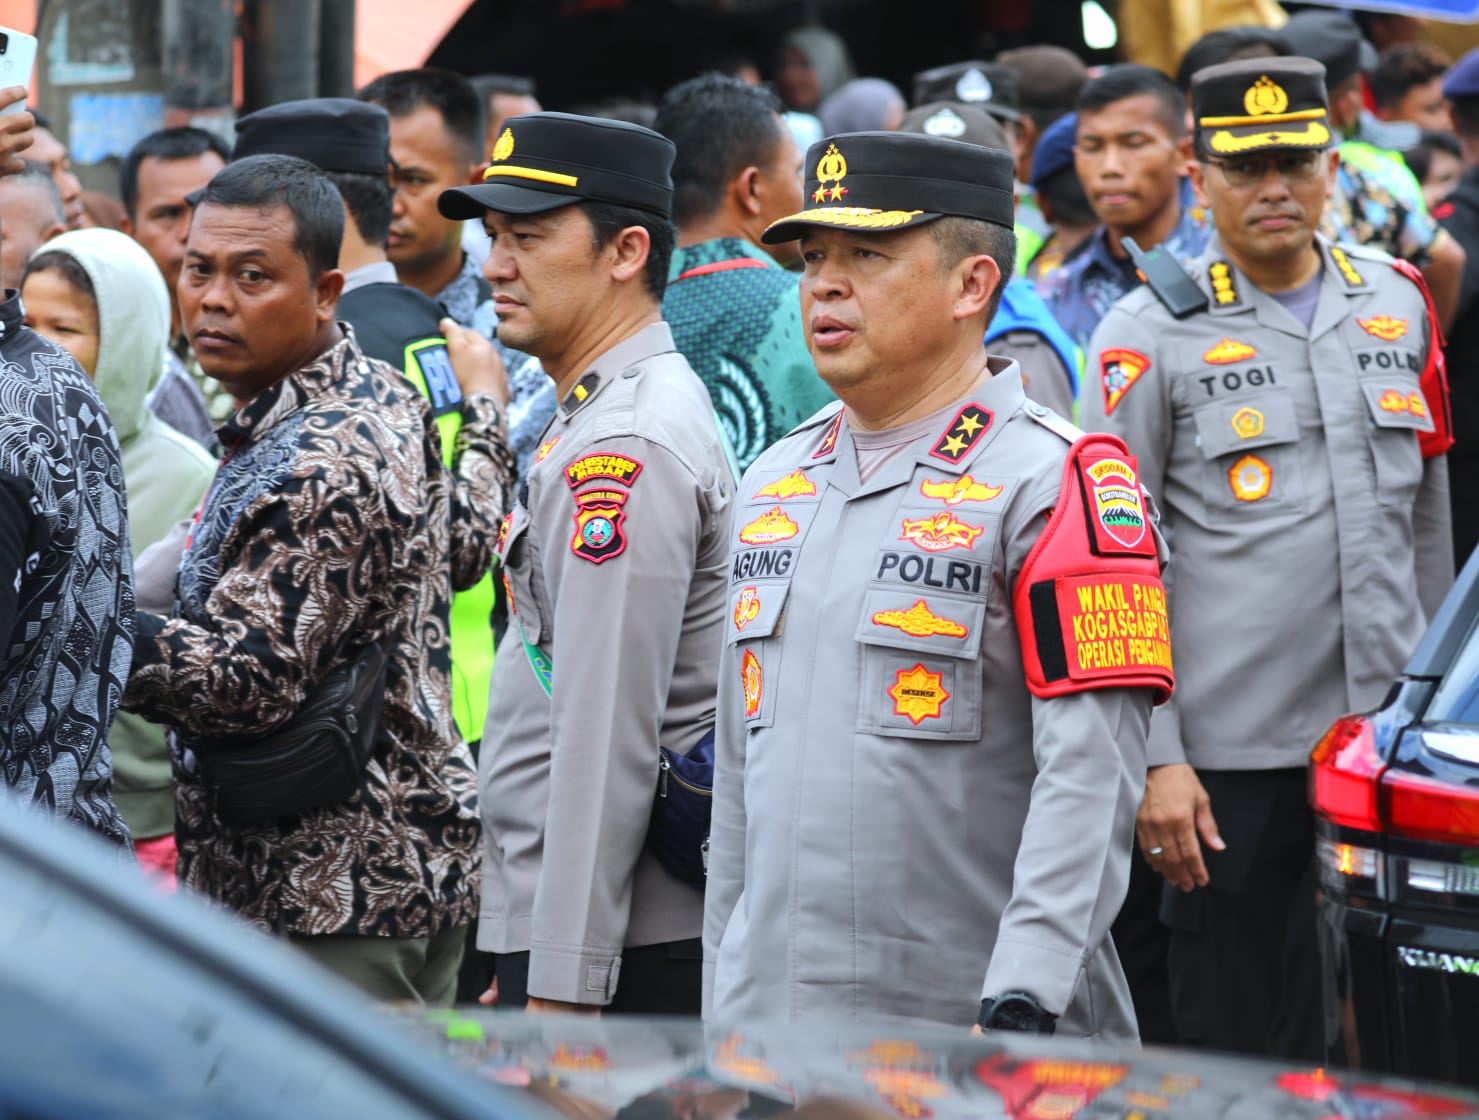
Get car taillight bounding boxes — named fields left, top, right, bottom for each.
left=1310, top=715, right=1384, bottom=831
left=1383, top=769, right=1479, bottom=847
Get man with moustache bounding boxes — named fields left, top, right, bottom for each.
left=1081, top=57, right=1452, bottom=1059
left=704, top=130, right=1173, bottom=1036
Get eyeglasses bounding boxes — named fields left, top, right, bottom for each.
left=1206, top=151, right=1325, bottom=188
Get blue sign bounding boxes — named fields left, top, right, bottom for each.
left=1298, top=0, right=1479, bottom=21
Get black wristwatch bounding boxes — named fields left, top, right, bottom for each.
left=978, top=991, right=1058, bottom=1035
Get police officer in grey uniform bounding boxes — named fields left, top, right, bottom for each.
left=703, top=131, right=1176, bottom=1038
left=1081, top=57, right=1454, bottom=1059
left=439, top=112, right=734, bottom=1015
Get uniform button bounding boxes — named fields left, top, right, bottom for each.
left=1027, top=403, right=1046, bottom=416
left=622, top=367, right=639, bottom=379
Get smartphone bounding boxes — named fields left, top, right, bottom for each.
left=0, top=27, right=37, bottom=117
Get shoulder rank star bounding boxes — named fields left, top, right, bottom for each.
left=929, top=403, right=992, bottom=465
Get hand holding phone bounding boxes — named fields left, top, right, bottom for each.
left=0, top=28, right=38, bottom=176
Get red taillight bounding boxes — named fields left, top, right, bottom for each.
left=1310, top=715, right=1384, bottom=831
left=1383, top=770, right=1479, bottom=846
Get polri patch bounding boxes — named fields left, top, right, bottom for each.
left=566, top=452, right=643, bottom=489
left=928, top=403, right=992, bottom=464
left=570, top=488, right=628, bottom=564
left=1100, top=349, right=1150, bottom=415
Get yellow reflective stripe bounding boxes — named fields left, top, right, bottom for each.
left=1198, top=107, right=1327, bottom=127
left=482, top=165, right=579, bottom=187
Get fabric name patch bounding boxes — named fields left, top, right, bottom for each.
left=1100, top=349, right=1150, bottom=415
left=570, top=489, right=628, bottom=564
left=565, top=453, right=644, bottom=488
left=1053, top=575, right=1172, bottom=684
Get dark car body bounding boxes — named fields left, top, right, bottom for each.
left=6, top=789, right=1479, bottom=1119
left=1311, top=548, right=1479, bottom=1086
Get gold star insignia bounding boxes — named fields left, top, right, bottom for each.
left=955, top=411, right=984, bottom=437
left=940, top=433, right=967, bottom=457
left=812, top=187, right=827, bottom=203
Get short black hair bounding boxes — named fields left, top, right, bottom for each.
left=470, top=73, right=536, bottom=101
left=195, top=154, right=343, bottom=280
left=23, top=249, right=95, bottom=307
left=580, top=200, right=675, bottom=301
left=326, top=169, right=392, bottom=248
left=1176, top=26, right=1292, bottom=93
left=655, top=72, right=787, bottom=227
left=119, top=126, right=231, bottom=218
left=1037, top=164, right=1096, bottom=228
left=928, top=216, right=1016, bottom=325
left=1403, top=129, right=1462, bottom=183
left=1370, top=42, right=1451, bottom=110
left=1078, top=64, right=1188, bottom=139
left=357, top=68, right=486, bottom=165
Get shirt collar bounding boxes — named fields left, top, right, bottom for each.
left=218, top=330, right=363, bottom=447
left=558, top=320, right=678, bottom=419
left=341, top=260, right=400, bottom=295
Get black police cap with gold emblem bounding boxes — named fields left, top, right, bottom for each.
left=439, top=111, right=675, bottom=221
left=760, top=130, right=1014, bottom=245
left=1191, top=57, right=1334, bottom=158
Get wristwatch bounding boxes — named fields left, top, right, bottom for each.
left=977, top=991, right=1058, bottom=1035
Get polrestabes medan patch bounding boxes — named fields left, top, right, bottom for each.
left=565, top=453, right=644, bottom=489
left=928, top=403, right=992, bottom=464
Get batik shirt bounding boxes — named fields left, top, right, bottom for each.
left=663, top=237, right=833, bottom=471
left=124, top=331, right=491, bottom=937
left=0, top=294, right=134, bottom=846
left=1325, top=141, right=1438, bottom=266
left=1037, top=192, right=1212, bottom=351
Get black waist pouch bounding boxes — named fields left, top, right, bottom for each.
left=190, top=640, right=390, bottom=827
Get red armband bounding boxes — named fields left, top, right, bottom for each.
left=1013, top=435, right=1174, bottom=705
left=1392, top=259, right=1454, bottom=459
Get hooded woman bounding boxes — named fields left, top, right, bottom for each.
left=774, top=26, right=856, bottom=113
left=22, top=227, right=217, bottom=884
left=817, top=78, right=906, bottom=135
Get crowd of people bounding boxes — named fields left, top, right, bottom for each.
left=0, top=7, right=1473, bottom=1067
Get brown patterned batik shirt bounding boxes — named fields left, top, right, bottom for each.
left=124, top=329, right=508, bottom=938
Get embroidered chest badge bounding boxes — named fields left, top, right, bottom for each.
left=899, top=512, right=984, bottom=552
left=1099, top=349, right=1151, bottom=415
left=889, top=664, right=950, bottom=724
left=1359, top=315, right=1408, bottom=341
left=733, top=586, right=761, bottom=631
left=929, top=404, right=992, bottom=464
left=1229, top=454, right=1272, bottom=501
left=1231, top=407, right=1264, bottom=439
left=739, top=507, right=800, bottom=545
left=1203, top=338, right=1257, bottom=365
left=741, top=650, right=763, bottom=719
left=753, top=470, right=817, bottom=500
left=871, top=600, right=969, bottom=639
left=1085, top=458, right=1147, bottom=548
left=535, top=437, right=561, bottom=463
left=919, top=474, right=1002, bottom=505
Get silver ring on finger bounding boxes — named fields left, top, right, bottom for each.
left=1148, top=846, right=1165, bottom=856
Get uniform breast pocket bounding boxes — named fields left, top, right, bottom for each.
left=500, top=508, right=546, bottom=646
left=1193, top=390, right=1305, bottom=519
left=854, top=588, right=985, bottom=742
left=727, top=578, right=791, bottom=729
left=1359, top=377, right=1429, bottom=508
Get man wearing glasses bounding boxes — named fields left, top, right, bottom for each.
left=1081, top=57, right=1453, bottom=1060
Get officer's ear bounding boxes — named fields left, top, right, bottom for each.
left=1188, top=159, right=1211, bottom=210
left=953, top=252, right=1002, bottom=324
left=1324, top=148, right=1341, bottom=195
left=605, top=223, right=652, bottom=286
left=733, top=165, right=764, bottom=218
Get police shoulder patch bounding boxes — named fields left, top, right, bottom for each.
left=929, top=403, right=992, bottom=464
left=1099, top=348, right=1151, bottom=415
left=570, top=488, right=629, bottom=564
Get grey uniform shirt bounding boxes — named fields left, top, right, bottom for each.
left=1081, top=236, right=1453, bottom=772
left=481, top=321, right=735, bottom=1005
left=704, top=360, right=1160, bottom=1038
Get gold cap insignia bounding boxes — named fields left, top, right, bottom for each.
left=1244, top=76, right=1289, bottom=117
left=813, top=143, right=849, bottom=204
left=492, top=127, right=515, bottom=162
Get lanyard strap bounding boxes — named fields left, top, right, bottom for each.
left=673, top=257, right=770, bottom=283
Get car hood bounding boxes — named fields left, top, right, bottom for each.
left=396, top=1010, right=1479, bottom=1120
